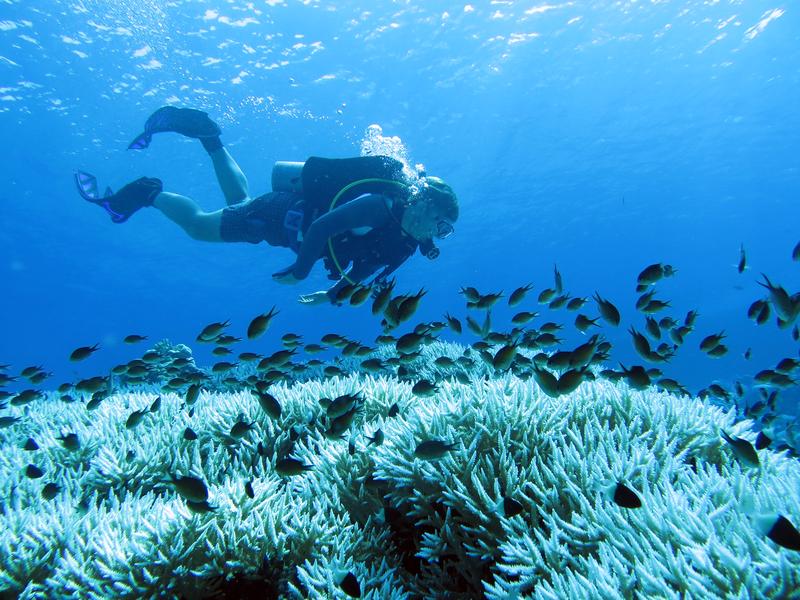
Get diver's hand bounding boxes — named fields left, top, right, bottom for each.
left=298, top=291, right=330, bottom=305
left=273, top=266, right=299, bottom=285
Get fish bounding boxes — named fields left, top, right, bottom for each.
left=574, top=314, right=600, bottom=333
left=699, top=331, right=726, bottom=352
left=492, top=344, right=518, bottom=371
left=339, top=572, right=361, bottom=598
left=367, top=429, right=384, bottom=446
left=511, top=311, right=538, bottom=325
left=275, top=457, right=312, bottom=476
left=720, top=430, right=759, bottom=467
left=257, top=391, right=281, bottom=419
left=185, top=384, right=201, bottom=405
left=553, top=264, right=563, bottom=293
left=537, top=288, right=557, bottom=304
left=171, top=474, right=209, bottom=502
left=23, top=437, right=38, bottom=451
left=609, top=482, right=642, bottom=508
left=509, top=283, right=533, bottom=306
left=211, top=361, right=237, bottom=373
left=414, top=440, right=455, bottom=459
left=245, top=480, right=254, bottom=499
left=548, top=294, right=570, bottom=310
left=706, top=344, right=728, bottom=358
left=593, top=292, right=621, bottom=326
left=25, top=464, right=44, bottom=479
left=566, top=297, right=587, bottom=311
left=150, top=396, right=162, bottom=412
left=371, top=277, right=396, bottom=315
left=212, top=346, right=233, bottom=356
left=230, top=419, right=254, bottom=439
left=186, top=500, right=217, bottom=513
left=397, top=289, right=427, bottom=323
left=755, top=431, right=771, bottom=450
left=642, top=299, right=671, bottom=313
left=70, top=344, right=100, bottom=362
left=183, top=427, right=198, bottom=441
left=125, top=408, right=149, bottom=429
left=197, top=320, right=231, bottom=343
left=387, top=402, right=400, bottom=418
left=412, top=379, right=438, bottom=397
left=444, top=312, right=462, bottom=334
left=758, top=274, right=800, bottom=324
left=474, top=292, right=503, bottom=310
left=349, top=284, right=373, bottom=307
left=396, top=332, right=426, bottom=354
left=41, top=482, right=60, bottom=500
left=502, top=496, right=524, bottom=517
left=738, top=244, right=747, bottom=273
left=460, top=286, right=480, bottom=302
left=645, top=316, right=661, bottom=340
left=618, top=364, right=650, bottom=390
left=57, top=433, right=80, bottom=451
left=629, top=326, right=654, bottom=361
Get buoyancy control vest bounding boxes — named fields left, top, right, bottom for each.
left=276, top=156, right=419, bottom=284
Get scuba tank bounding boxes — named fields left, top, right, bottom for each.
left=271, top=161, right=305, bottom=194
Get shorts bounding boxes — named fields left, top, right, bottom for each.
left=220, top=191, right=302, bottom=246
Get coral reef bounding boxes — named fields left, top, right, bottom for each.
left=1, top=342, right=798, bottom=598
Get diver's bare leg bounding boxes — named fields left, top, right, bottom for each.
left=152, top=192, right=223, bottom=241
left=208, top=147, right=250, bottom=206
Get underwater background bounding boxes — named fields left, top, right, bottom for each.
left=1, top=0, right=798, bottom=405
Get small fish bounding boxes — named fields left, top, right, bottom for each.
left=371, top=277, right=396, bottom=315
left=212, top=346, right=233, bottom=356
left=593, top=292, right=621, bottom=326
left=367, top=429, right=384, bottom=446
left=257, top=391, right=281, bottom=419
left=755, top=431, right=772, bottom=450
left=411, top=379, right=438, bottom=397
left=566, top=297, right=587, bottom=311
left=57, top=433, right=80, bottom=451
left=553, top=264, right=564, bottom=293
left=720, top=430, right=759, bottom=467
left=230, top=419, right=254, bottom=439
left=793, top=241, right=800, bottom=262
left=247, top=306, right=279, bottom=340
left=509, top=284, right=534, bottom=306
left=750, top=512, right=800, bottom=551
left=275, top=457, right=312, bottom=476
left=511, top=311, right=538, bottom=325
left=574, top=314, right=600, bottom=333
left=197, top=319, right=231, bottom=343
left=737, top=244, right=747, bottom=273
left=125, top=408, right=149, bottom=429
left=537, top=288, right=557, bottom=304
left=339, top=571, right=361, bottom=598
left=23, top=437, right=38, bottom=451
left=41, top=482, right=60, bottom=500
left=414, top=439, right=456, bottom=460
left=387, top=402, right=400, bottom=418
left=397, top=288, right=427, bottom=323
left=349, top=284, right=373, bottom=307
left=608, top=482, right=642, bottom=509
left=171, top=474, right=209, bottom=502
left=492, top=344, right=518, bottom=371
left=25, top=464, right=44, bottom=479
left=758, top=274, right=800, bottom=323
left=69, top=344, right=100, bottom=362
left=244, top=480, right=254, bottom=499
left=150, top=396, right=161, bottom=412
left=502, top=496, right=524, bottom=517
left=185, top=384, right=201, bottom=405
left=183, top=427, right=198, bottom=441
left=699, top=331, right=726, bottom=352
left=123, top=334, right=148, bottom=344
left=619, top=364, right=650, bottom=390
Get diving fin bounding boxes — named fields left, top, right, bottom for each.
left=128, top=106, right=221, bottom=150
left=74, top=170, right=162, bottom=223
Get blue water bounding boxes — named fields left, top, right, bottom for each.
left=0, top=1, right=798, bottom=406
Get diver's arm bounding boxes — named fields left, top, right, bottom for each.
left=288, top=194, right=391, bottom=280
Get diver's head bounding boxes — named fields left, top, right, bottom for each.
left=400, top=176, right=459, bottom=257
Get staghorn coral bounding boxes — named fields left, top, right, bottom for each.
left=0, top=341, right=798, bottom=598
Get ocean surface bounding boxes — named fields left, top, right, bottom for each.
left=1, top=0, right=797, bottom=406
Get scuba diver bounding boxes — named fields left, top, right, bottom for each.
left=75, top=107, right=459, bottom=306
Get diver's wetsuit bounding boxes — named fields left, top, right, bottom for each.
left=219, top=156, right=419, bottom=300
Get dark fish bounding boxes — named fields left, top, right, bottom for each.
left=511, top=311, right=538, bottom=325
left=493, top=344, right=518, bottom=371
left=414, top=440, right=455, bottom=459
left=444, top=312, right=462, bottom=334
left=758, top=274, right=799, bottom=323
left=212, top=361, right=237, bottom=373
left=247, top=306, right=280, bottom=340
left=230, top=420, right=254, bottom=439
left=537, top=288, right=557, bottom=304
left=611, top=482, right=642, bottom=508
left=275, top=457, right=312, bottom=476
left=684, top=310, right=699, bottom=328
left=125, top=408, right=149, bottom=429
left=474, top=292, right=503, bottom=310
left=533, top=367, right=560, bottom=398
left=171, top=474, right=209, bottom=502
left=23, top=437, right=39, bottom=451
left=58, top=433, right=80, bottom=451
left=123, top=334, right=148, bottom=344
left=150, top=396, right=161, bottom=412
left=459, top=286, right=480, bottom=302
left=244, top=480, right=255, bottom=499
left=69, top=344, right=100, bottom=362
left=637, top=263, right=667, bottom=286
left=197, top=319, right=231, bottom=343
left=755, top=431, right=771, bottom=450
left=503, top=496, right=524, bottom=517
left=566, top=297, right=587, bottom=311
left=619, top=364, right=650, bottom=390
left=25, top=464, right=44, bottom=479
left=371, top=277, right=396, bottom=315
left=706, top=344, right=728, bottom=358
left=412, top=379, right=438, bottom=397
left=185, top=384, right=201, bottom=405
left=349, top=284, right=372, bottom=307
left=737, top=244, right=747, bottom=273
left=574, top=314, right=600, bottom=333
left=339, top=572, right=361, bottom=598
left=553, top=264, right=563, bottom=293
left=549, top=294, right=570, bottom=310
left=645, top=316, right=661, bottom=340
left=387, top=402, right=400, bottom=418
left=721, top=431, right=759, bottom=467
left=699, top=331, right=726, bottom=352
left=593, top=292, right=621, bottom=326
left=509, top=283, right=533, bottom=306
left=11, top=389, right=43, bottom=406
left=212, top=346, right=233, bottom=356
left=642, top=299, right=671, bottom=313
left=367, top=429, right=384, bottom=446
left=183, top=427, right=198, bottom=441
left=397, top=288, right=427, bottom=323
left=41, top=482, right=60, bottom=500
left=257, top=391, right=281, bottom=419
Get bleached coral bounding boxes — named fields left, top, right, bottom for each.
left=0, top=341, right=798, bottom=598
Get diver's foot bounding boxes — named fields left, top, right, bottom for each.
left=128, top=106, right=222, bottom=150
left=75, top=171, right=162, bottom=223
